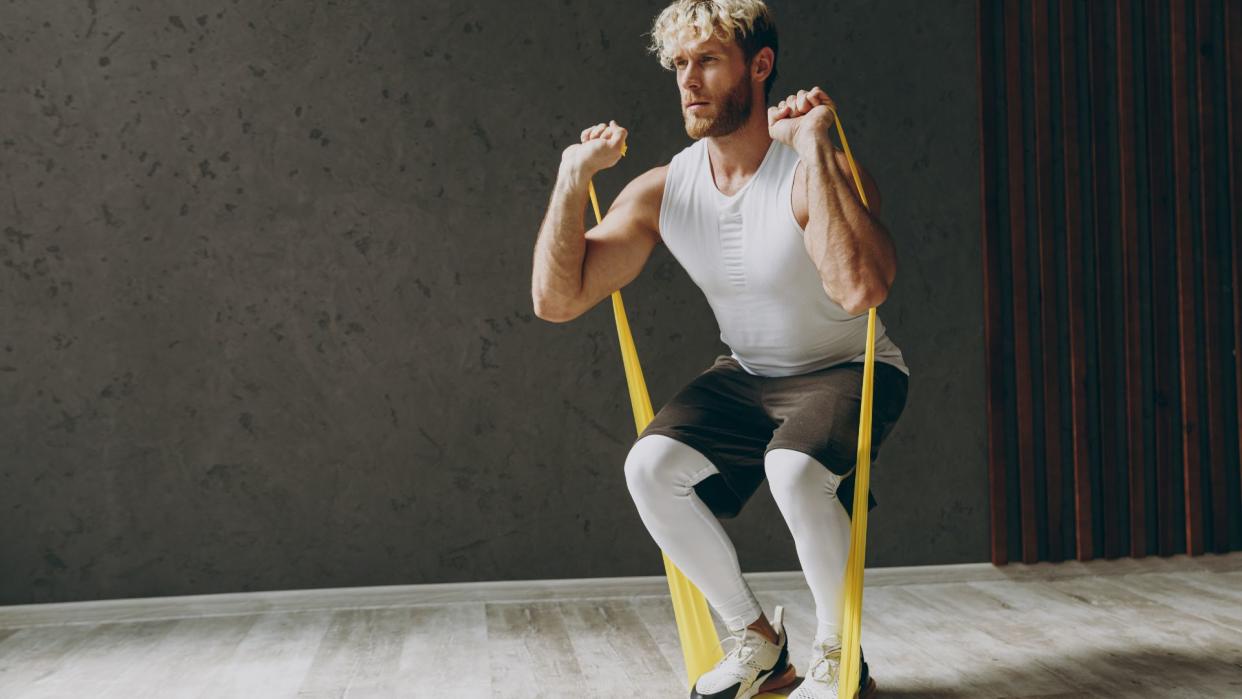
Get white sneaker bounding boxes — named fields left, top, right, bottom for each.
left=690, top=605, right=797, bottom=699
left=788, top=639, right=877, bottom=699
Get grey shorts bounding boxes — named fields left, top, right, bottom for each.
left=637, top=354, right=909, bottom=519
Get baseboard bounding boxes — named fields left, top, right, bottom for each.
left=1, top=551, right=1237, bottom=629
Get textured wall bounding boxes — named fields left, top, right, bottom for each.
left=0, top=0, right=984, bottom=605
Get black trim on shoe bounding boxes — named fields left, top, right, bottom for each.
left=859, top=644, right=870, bottom=689
left=771, top=636, right=790, bottom=676
left=690, top=680, right=742, bottom=699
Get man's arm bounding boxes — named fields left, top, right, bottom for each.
left=793, top=143, right=897, bottom=315
left=531, top=162, right=664, bottom=323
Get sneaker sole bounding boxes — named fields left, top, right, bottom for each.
left=772, top=672, right=876, bottom=698
left=755, top=663, right=798, bottom=694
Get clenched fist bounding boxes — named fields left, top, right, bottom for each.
left=561, top=120, right=628, bottom=178
left=768, top=86, right=837, bottom=151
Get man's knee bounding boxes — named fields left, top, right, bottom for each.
left=624, top=434, right=713, bottom=497
left=765, top=448, right=843, bottom=503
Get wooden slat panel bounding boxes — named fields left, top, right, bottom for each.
left=978, top=0, right=1009, bottom=566
left=1167, top=0, right=1197, bottom=558
left=1145, top=0, right=1177, bottom=558
left=1089, top=0, right=1122, bottom=559
left=977, top=0, right=1241, bottom=564
left=1228, top=0, right=1242, bottom=537
left=1003, top=0, right=1039, bottom=563
left=1169, top=0, right=1204, bottom=556
left=1030, top=0, right=1063, bottom=562
left=1114, top=0, right=1148, bottom=559
left=1058, top=0, right=1094, bottom=561
left=1195, top=0, right=1229, bottom=554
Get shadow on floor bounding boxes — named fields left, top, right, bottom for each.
left=869, top=644, right=1240, bottom=698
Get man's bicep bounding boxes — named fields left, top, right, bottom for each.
left=577, top=166, right=664, bottom=307
left=579, top=204, right=659, bottom=306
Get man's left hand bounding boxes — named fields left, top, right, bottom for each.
left=768, top=86, right=837, bottom=152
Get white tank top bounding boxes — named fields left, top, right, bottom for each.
left=657, top=138, right=908, bottom=377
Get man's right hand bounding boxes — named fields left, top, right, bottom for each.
left=562, top=120, right=628, bottom=178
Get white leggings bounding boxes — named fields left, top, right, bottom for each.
left=624, top=434, right=851, bottom=642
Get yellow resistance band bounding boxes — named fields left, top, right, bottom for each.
left=588, top=110, right=876, bottom=697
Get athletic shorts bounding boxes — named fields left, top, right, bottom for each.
left=636, top=354, right=909, bottom=519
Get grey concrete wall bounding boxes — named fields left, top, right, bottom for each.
left=0, top=0, right=984, bottom=605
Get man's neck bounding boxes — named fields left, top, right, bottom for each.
left=704, top=117, right=773, bottom=181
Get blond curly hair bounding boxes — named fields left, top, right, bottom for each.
left=647, top=0, right=780, bottom=100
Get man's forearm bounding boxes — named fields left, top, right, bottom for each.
left=532, top=162, right=593, bottom=316
left=800, top=138, right=896, bottom=314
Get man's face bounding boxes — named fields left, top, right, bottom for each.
left=673, top=37, right=756, bottom=139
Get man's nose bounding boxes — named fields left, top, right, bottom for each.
left=677, top=68, right=701, bottom=92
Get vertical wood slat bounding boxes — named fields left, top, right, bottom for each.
left=1003, top=0, right=1039, bottom=564
left=1229, top=0, right=1242, bottom=544
left=978, top=0, right=1009, bottom=566
left=1030, top=0, right=1064, bottom=562
left=1194, top=0, right=1229, bottom=554
left=1114, top=0, right=1148, bottom=559
left=1144, top=0, right=1177, bottom=558
left=1167, top=0, right=1197, bottom=558
left=1058, top=0, right=1094, bottom=561
left=1089, top=0, right=1123, bottom=559
left=1168, top=0, right=1204, bottom=556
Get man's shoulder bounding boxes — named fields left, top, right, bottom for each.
left=631, top=163, right=670, bottom=196
left=629, top=140, right=701, bottom=201
left=617, top=163, right=670, bottom=215
left=618, top=141, right=701, bottom=235
left=627, top=165, right=669, bottom=242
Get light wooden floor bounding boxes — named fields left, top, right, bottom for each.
left=2, top=553, right=1241, bottom=698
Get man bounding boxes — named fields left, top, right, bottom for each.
left=530, top=2, right=908, bottom=697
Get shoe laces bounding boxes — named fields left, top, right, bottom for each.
left=720, top=626, right=766, bottom=670
left=807, top=640, right=843, bottom=684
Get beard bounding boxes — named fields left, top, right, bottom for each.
left=682, top=70, right=754, bottom=139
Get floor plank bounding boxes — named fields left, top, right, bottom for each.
left=385, top=604, right=490, bottom=698
left=485, top=601, right=583, bottom=697
left=7, top=620, right=179, bottom=698
left=106, top=614, right=261, bottom=699
left=558, top=598, right=678, bottom=695
left=194, top=610, right=335, bottom=699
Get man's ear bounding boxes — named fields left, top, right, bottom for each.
left=751, top=46, right=775, bottom=84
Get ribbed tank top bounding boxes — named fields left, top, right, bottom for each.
left=657, top=138, right=908, bottom=377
